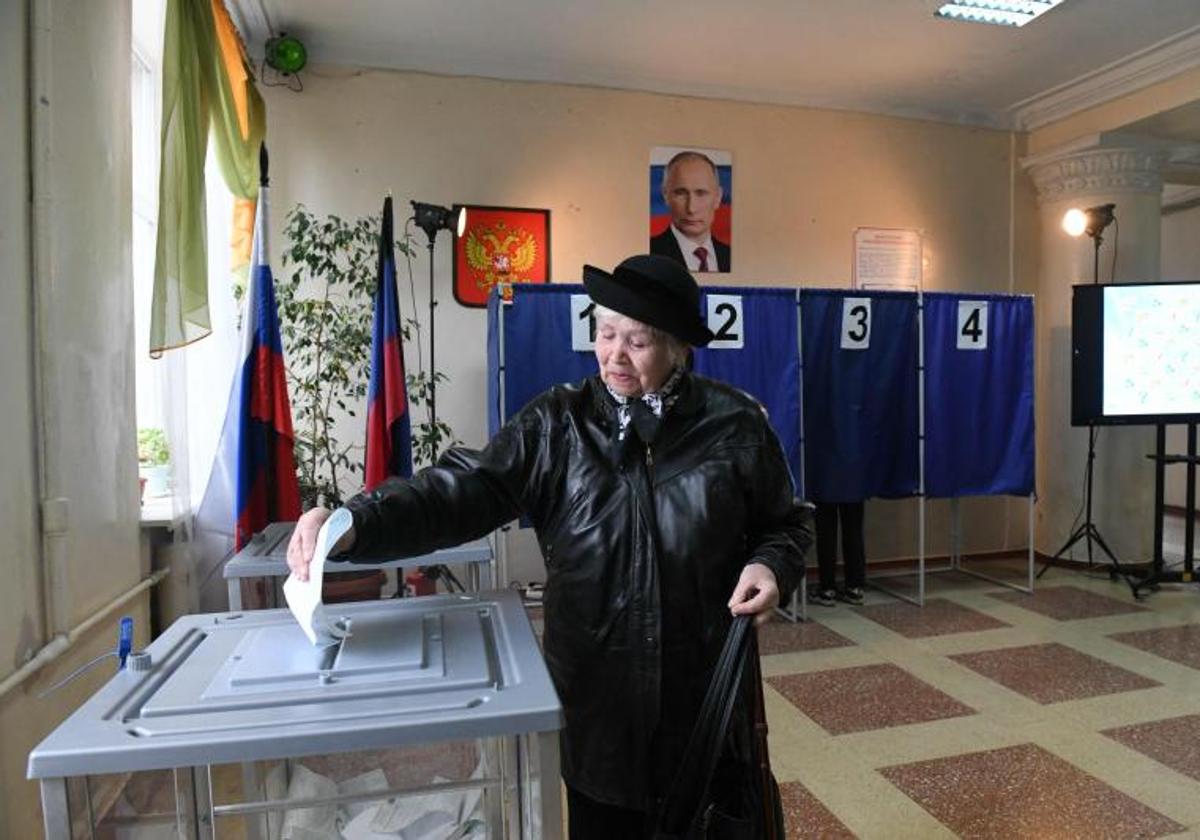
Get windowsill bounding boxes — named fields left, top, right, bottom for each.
left=139, top=495, right=186, bottom=531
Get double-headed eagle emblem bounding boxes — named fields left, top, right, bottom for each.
left=464, top=220, right=538, bottom=299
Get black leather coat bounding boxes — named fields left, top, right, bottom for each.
left=343, top=372, right=812, bottom=810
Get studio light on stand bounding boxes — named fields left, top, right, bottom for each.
left=410, top=201, right=466, bottom=460
left=1039, top=202, right=1125, bottom=580
left=409, top=202, right=467, bottom=595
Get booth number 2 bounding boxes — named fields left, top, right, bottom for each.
left=571, top=294, right=745, bottom=351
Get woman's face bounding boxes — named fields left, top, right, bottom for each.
left=595, top=313, right=675, bottom=398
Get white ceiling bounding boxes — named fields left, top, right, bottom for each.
left=235, top=0, right=1200, bottom=131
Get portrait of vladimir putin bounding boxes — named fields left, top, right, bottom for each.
left=649, top=149, right=731, bottom=273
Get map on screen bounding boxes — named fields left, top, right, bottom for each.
left=1103, top=285, right=1200, bottom=417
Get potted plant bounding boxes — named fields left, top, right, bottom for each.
left=272, top=204, right=457, bottom=600
left=137, top=427, right=171, bottom=498
left=272, top=204, right=455, bottom=508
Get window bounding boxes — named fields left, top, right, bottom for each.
left=132, top=0, right=241, bottom=517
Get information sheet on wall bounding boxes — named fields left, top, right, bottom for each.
left=853, top=227, right=923, bottom=290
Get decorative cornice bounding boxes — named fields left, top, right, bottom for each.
left=1011, top=25, right=1200, bottom=131
left=1163, top=186, right=1200, bottom=215
left=1024, top=146, right=1166, bottom=204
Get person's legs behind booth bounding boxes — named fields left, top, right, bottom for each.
left=811, top=502, right=840, bottom=606
left=837, top=501, right=866, bottom=605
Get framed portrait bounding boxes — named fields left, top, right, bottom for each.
left=649, top=146, right=733, bottom=274
left=453, top=205, right=551, bottom=308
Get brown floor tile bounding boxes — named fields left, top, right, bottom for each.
left=768, top=663, right=975, bottom=735
left=988, top=584, right=1146, bottom=621
left=950, top=642, right=1160, bottom=704
left=1103, top=714, right=1200, bottom=782
left=779, top=780, right=856, bottom=839
left=759, top=619, right=856, bottom=656
left=855, top=598, right=1010, bottom=639
left=880, top=743, right=1185, bottom=839
left=1109, top=623, right=1200, bottom=671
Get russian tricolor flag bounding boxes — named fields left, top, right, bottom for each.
left=198, top=152, right=302, bottom=552
left=231, top=183, right=301, bottom=547
left=364, top=196, right=412, bottom=489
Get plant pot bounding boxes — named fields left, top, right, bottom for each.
left=322, top=569, right=387, bottom=604
left=140, top=464, right=170, bottom=497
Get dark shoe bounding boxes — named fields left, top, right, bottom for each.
left=808, top=588, right=837, bottom=607
left=839, top=587, right=865, bottom=606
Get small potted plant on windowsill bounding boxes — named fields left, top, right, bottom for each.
left=137, top=427, right=171, bottom=500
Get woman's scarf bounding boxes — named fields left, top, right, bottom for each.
left=606, top=367, right=684, bottom=451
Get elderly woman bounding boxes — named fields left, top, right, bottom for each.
left=288, top=254, right=812, bottom=838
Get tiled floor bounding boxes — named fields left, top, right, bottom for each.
left=769, top=663, right=976, bottom=734
left=949, top=642, right=1161, bottom=704
left=1109, top=622, right=1200, bottom=671
left=856, top=597, right=1010, bottom=639
left=1103, top=714, right=1200, bottom=784
left=879, top=743, right=1187, bottom=839
left=988, top=583, right=1147, bottom=621
left=762, top=557, right=1200, bottom=838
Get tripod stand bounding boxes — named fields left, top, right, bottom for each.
left=1037, top=424, right=1125, bottom=579
left=1038, top=204, right=1132, bottom=584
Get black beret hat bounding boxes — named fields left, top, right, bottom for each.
left=582, top=254, right=714, bottom=347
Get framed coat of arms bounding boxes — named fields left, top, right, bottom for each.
left=453, top=205, right=551, bottom=307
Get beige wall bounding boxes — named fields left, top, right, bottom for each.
left=262, top=66, right=1041, bottom=581
left=0, top=2, right=42, bottom=676
left=1163, top=205, right=1200, bottom=281
left=0, top=1, right=144, bottom=836
left=1162, top=204, right=1200, bottom=508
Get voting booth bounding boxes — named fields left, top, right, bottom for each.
left=28, top=590, right=563, bottom=839
left=487, top=284, right=1035, bottom=610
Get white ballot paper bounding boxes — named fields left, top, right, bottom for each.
left=284, top=508, right=353, bottom=646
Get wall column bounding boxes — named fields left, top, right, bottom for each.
left=1024, top=140, right=1166, bottom=566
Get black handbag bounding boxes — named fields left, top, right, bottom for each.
left=653, top=615, right=786, bottom=840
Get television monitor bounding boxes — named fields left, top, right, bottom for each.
left=1072, top=281, right=1200, bottom=426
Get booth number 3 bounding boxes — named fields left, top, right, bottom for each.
left=571, top=294, right=745, bottom=351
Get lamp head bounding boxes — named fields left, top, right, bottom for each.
left=265, top=34, right=307, bottom=75
left=1062, top=203, right=1115, bottom=239
left=411, top=202, right=466, bottom=241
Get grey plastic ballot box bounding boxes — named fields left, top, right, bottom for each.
left=223, top=521, right=495, bottom=609
left=29, top=590, right=563, bottom=839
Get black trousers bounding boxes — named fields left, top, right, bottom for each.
left=567, top=786, right=650, bottom=839
left=814, top=501, right=866, bottom=591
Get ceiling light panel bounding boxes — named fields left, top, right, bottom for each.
left=934, top=1, right=1066, bottom=28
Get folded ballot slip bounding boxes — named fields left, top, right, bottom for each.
left=283, top=508, right=353, bottom=646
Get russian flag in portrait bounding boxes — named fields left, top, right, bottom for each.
left=364, top=196, right=413, bottom=489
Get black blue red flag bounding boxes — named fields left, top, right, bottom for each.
left=365, top=196, right=413, bottom=488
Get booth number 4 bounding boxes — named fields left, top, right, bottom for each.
left=957, top=301, right=988, bottom=350
left=571, top=294, right=745, bottom=351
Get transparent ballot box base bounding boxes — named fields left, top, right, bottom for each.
left=44, top=736, right=561, bottom=839
left=31, top=593, right=563, bottom=839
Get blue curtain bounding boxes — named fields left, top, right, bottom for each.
left=693, top=288, right=802, bottom=492
left=489, top=284, right=597, bottom=435
left=801, top=290, right=920, bottom=502
left=923, top=294, right=1035, bottom=497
